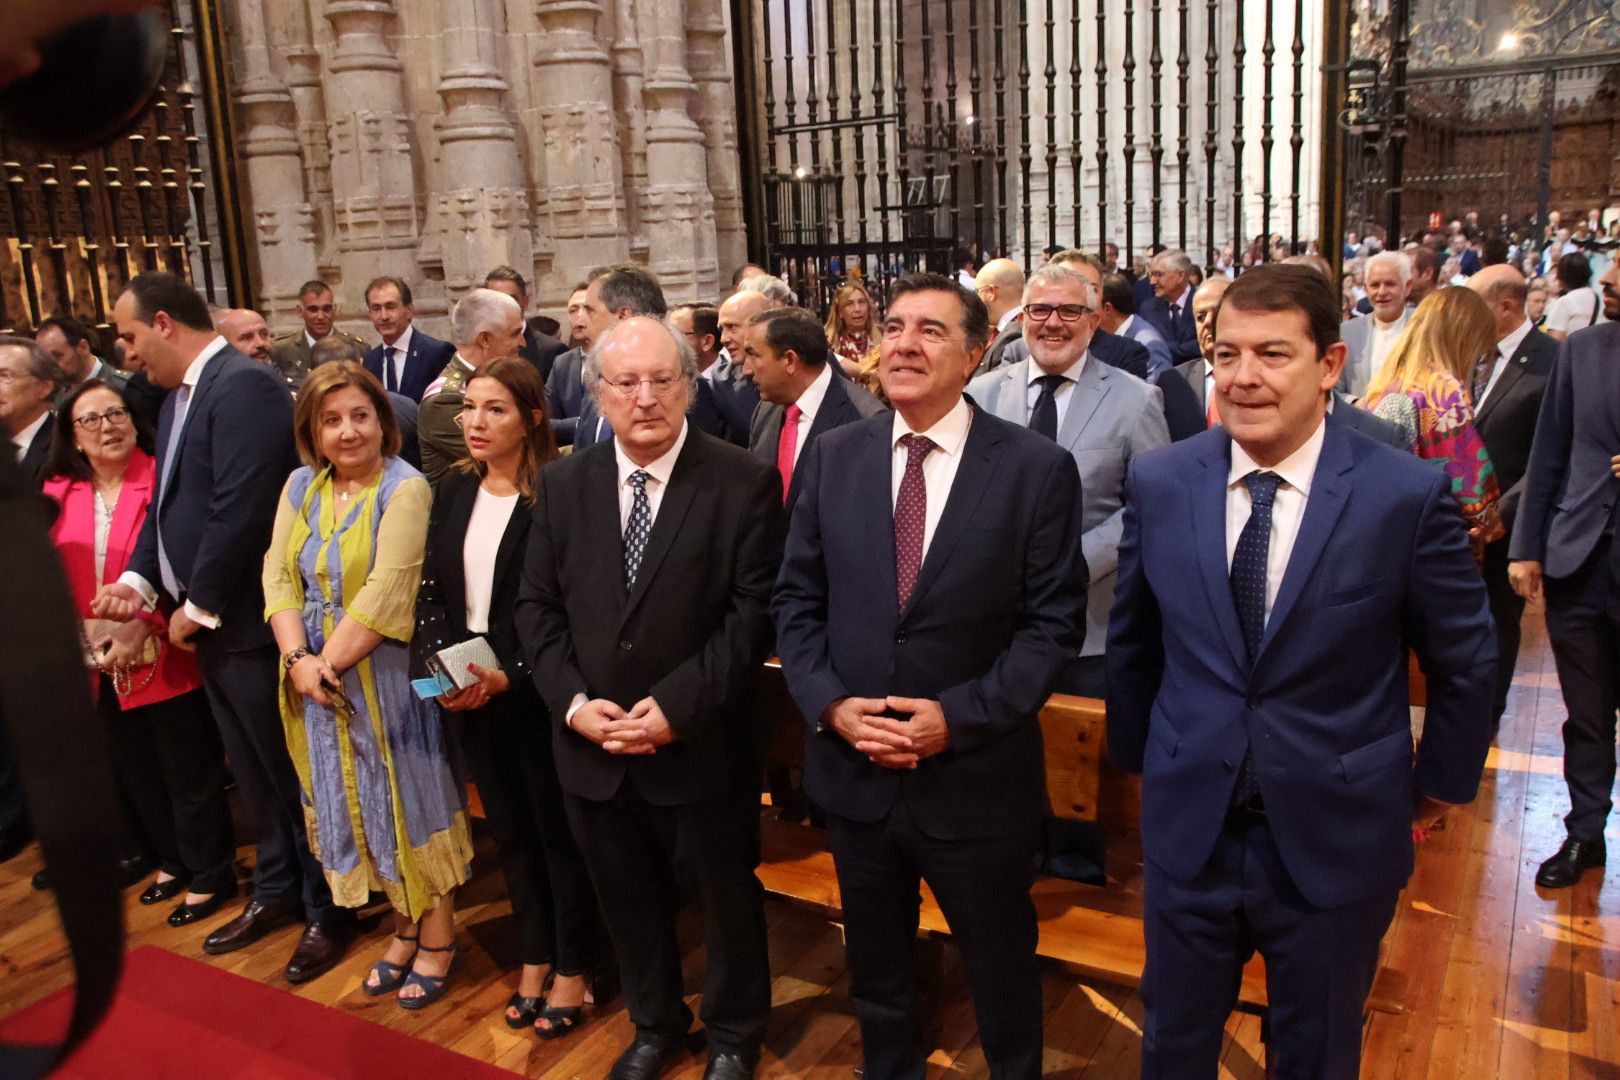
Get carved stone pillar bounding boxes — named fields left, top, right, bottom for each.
left=231, top=0, right=318, bottom=323
left=282, top=44, right=336, bottom=273
left=324, top=1, right=422, bottom=291
left=433, top=0, right=533, bottom=295
left=532, top=1, right=629, bottom=298
left=684, top=0, right=745, bottom=279
left=610, top=0, right=650, bottom=260
left=637, top=0, right=713, bottom=299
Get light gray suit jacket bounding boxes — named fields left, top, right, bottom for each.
left=967, top=354, right=1170, bottom=657
left=1337, top=308, right=1412, bottom=399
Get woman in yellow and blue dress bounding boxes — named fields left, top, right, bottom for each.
left=263, top=360, right=472, bottom=1009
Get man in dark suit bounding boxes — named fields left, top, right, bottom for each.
left=36, top=316, right=128, bottom=402
left=0, top=336, right=57, bottom=485
left=1139, top=249, right=1201, bottom=363
left=92, top=272, right=353, bottom=982
left=547, top=264, right=667, bottom=447
left=1107, top=264, right=1495, bottom=1078
left=517, top=315, right=783, bottom=1080
left=484, top=264, right=567, bottom=384
left=774, top=273, right=1089, bottom=1080
left=710, top=288, right=770, bottom=439
left=1466, top=265, right=1556, bottom=729
left=744, top=307, right=883, bottom=512
left=1508, top=260, right=1620, bottom=889
left=1173, top=275, right=1229, bottom=426
left=362, top=276, right=456, bottom=402
left=1099, top=272, right=1174, bottom=379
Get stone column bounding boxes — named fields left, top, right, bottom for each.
left=610, top=0, right=650, bottom=260
left=433, top=0, right=533, bottom=296
left=281, top=42, right=336, bottom=274
left=324, top=1, right=422, bottom=290
left=685, top=0, right=745, bottom=278
left=532, top=1, right=630, bottom=298
left=230, top=0, right=318, bottom=323
left=638, top=0, right=713, bottom=299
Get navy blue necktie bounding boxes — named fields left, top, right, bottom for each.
left=1029, top=374, right=1065, bottom=440
left=1230, top=470, right=1282, bottom=808
left=623, top=470, right=651, bottom=588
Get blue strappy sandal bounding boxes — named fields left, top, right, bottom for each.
left=362, top=933, right=418, bottom=997
left=397, top=941, right=461, bottom=1010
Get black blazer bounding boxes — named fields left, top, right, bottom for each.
left=748, top=371, right=884, bottom=515
left=521, top=322, right=568, bottom=386
left=1474, top=326, right=1557, bottom=529
left=415, top=468, right=538, bottom=701
left=1139, top=294, right=1201, bottom=362
left=128, top=347, right=297, bottom=653
left=364, top=329, right=457, bottom=403
left=773, top=406, right=1090, bottom=841
left=707, top=354, right=762, bottom=440
left=16, top=416, right=52, bottom=486
left=516, top=430, right=786, bottom=806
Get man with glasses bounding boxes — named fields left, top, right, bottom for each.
left=0, top=336, right=60, bottom=485
left=517, top=316, right=783, bottom=1080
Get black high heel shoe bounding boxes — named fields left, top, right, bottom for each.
left=139, top=874, right=192, bottom=905
left=167, top=878, right=239, bottom=927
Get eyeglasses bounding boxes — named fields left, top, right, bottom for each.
left=72, top=407, right=132, bottom=431
left=604, top=375, right=684, bottom=399
left=1024, top=303, right=1093, bottom=323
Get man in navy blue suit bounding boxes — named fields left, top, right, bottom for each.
left=1508, top=259, right=1620, bottom=889
left=93, top=272, right=353, bottom=982
left=774, top=273, right=1089, bottom=1080
left=361, top=276, right=456, bottom=402
left=1139, top=249, right=1202, bottom=363
left=1107, top=264, right=1495, bottom=1078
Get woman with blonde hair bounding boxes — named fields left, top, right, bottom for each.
left=1360, top=287, right=1503, bottom=547
left=264, top=360, right=472, bottom=1008
left=824, top=279, right=876, bottom=376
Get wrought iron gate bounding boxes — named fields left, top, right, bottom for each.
left=734, top=0, right=1339, bottom=308
left=0, top=0, right=248, bottom=338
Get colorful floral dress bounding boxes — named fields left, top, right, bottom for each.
left=1360, top=367, right=1502, bottom=535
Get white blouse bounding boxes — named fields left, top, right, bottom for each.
left=462, top=486, right=519, bottom=635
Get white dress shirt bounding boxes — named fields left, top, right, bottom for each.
left=996, top=306, right=1023, bottom=333
left=10, top=410, right=48, bottom=463
left=1168, top=285, right=1193, bottom=320
left=785, top=362, right=835, bottom=470
left=890, top=396, right=973, bottom=561
left=1225, top=417, right=1326, bottom=623
left=462, top=486, right=519, bottom=634
left=1367, top=315, right=1405, bottom=377
left=1478, top=318, right=1534, bottom=408
left=1023, top=352, right=1088, bottom=432
left=383, top=324, right=416, bottom=387
left=118, top=335, right=231, bottom=628
left=304, top=330, right=319, bottom=349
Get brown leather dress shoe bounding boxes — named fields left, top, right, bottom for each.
left=285, top=919, right=356, bottom=984
left=202, top=899, right=298, bottom=955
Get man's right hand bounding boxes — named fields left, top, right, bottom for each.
left=823, top=696, right=918, bottom=770
left=1508, top=559, right=1543, bottom=603
left=571, top=698, right=628, bottom=748
left=91, top=582, right=144, bottom=621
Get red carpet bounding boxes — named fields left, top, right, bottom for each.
left=0, top=945, right=522, bottom=1079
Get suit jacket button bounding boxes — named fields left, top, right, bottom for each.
left=619, top=640, right=633, bottom=651
left=894, top=631, right=907, bottom=644
left=1222, top=759, right=1234, bottom=773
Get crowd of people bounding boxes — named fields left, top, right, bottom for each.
left=0, top=208, right=1616, bottom=1079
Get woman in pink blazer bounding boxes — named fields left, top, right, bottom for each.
left=43, top=378, right=237, bottom=927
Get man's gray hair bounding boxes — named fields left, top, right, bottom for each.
left=450, top=288, right=522, bottom=347
left=1023, top=264, right=1098, bottom=306
left=737, top=273, right=798, bottom=307
left=1366, top=250, right=1413, bottom=286
left=311, top=335, right=367, bottom=366
left=0, top=334, right=63, bottom=391
left=592, top=264, right=668, bottom=318
left=583, top=315, right=700, bottom=412
left=1153, top=249, right=1194, bottom=274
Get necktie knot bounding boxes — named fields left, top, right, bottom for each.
left=628, top=469, right=649, bottom=492
left=1036, top=373, right=1067, bottom=394
left=1243, top=470, right=1282, bottom=510
left=899, top=433, right=936, bottom=464
left=785, top=402, right=802, bottom=424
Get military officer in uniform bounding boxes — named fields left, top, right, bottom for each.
left=269, top=279, right=367, bottom=389
left=417, top=288, right=527, bottom=486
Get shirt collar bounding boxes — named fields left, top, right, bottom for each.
left=11, top=408, right=49, bottom=452
left=1228, top=414, right=1326, bottom=498
left=1118, top=314, right=1136, bottom=337
left=892, top=395, right=972, bottom=458
left=1174, top=285, right=1192, bottom=311
left=1025, top=351, right=1088, bottom=386
left=792, top=361, right=835, bottom=420
left=996, top=305, right=1023, bottom=332
left=182, top=335, right=231, bottom=390
left=615, top=417, right=690, bottom=490
left=1498, top=317, right=1534, bottom=362
left=385, top=324, right=415, bottom=357
left=304, top=330, right=318, bottom=349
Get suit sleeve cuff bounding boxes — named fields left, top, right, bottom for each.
left=116, top=571, right=158, bottom=611
left=185, top=600, right=222, bottom=629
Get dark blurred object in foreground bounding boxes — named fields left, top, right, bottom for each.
left=0, top=9, right=166, bottom=150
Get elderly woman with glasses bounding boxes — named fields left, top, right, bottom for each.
left=42, top=377, right=238, bottom=923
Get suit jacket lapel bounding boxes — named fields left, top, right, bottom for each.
left=1474, top=356, right=1521, bottom=427
left=491, top=491, right=533, bottom=604
left=1191, top=435, right=1249, bottom=672
left=1255, top=422, right=1354, bottom=664
left=904, top=408, right=1001, bottom=615
left=584, top=447, right=628, bottom=611
left=1058, top=359, right=1110, bottom=450
left=621, top=432, right=703, bottom=622
left=753, top=403, right=783, bottom=465
left=107, top=451, right=155, bottom=584
left=860, top=422, right=901, bottom=609
left=161, top=353, right=227, bottom=509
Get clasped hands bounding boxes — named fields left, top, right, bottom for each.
left=438, top=663, right=511, bottom=712
left=572, top=697, right=676, bottom=755
left=822, top=695, right=951, bottom=770
left=90, top=582, right=202, bottom=651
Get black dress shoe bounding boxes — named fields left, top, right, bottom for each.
left=609, top=1034, right=682, bottom=1080
left=284, top=919, right=356, bottom=984
left=116, top=854, right=156, bottom=887
left=1536, top=836, right=1606, bottom=889
left=203, top=899, right=299, bottom=955
left=167, top=878, right=238, bottom=927
left=703, top=1052, right=758, bottom=1080
left=139, top=874, right=192, bottom=905
left=30, top=869, right=49, bottom=890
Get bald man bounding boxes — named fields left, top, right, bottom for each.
left=975, top=258, right=1028, bottom=369
left=710, top=289, right=773, bottom=439
left=1171, top=276, right=1231, bottom=422
left=213, top=309, right=275, bottom=367
left=1467, top=263, right=1558, bottom=727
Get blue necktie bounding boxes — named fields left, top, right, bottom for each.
left=1229, top=470, right=1282, bottom=808
left=623, top=470, right=651, bottom=589
left=384, top=346, right=398, bottom=393
left=1029, top=374, right=1065, bottom=440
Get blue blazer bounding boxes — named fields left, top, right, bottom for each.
left=364, top=329, right=456, bottom=403
left=1122, top=317, right=1174, bottom=381
left=128, top=347, right=299, bottom=653
left=1139, top=294, right=1201, bottom=363
left=773, top=406, right=1090, bottom=841
left=1106, top=414, right=1495, bottom=908
left=1509, top=322, right=1620, bottom=577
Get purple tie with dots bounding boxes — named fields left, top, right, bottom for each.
left=894, top=434, right=936, bottom=610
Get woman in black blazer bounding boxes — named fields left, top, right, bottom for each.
left=415, top=355, right=598, bottom=1038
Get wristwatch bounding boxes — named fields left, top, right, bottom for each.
left=282, top=645, right=312, bottom=671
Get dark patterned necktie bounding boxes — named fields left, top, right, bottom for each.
left=623, top=470, right=651, bottom=588
left=894, top=434, right=936, bottom=610
left=384, top=345, right=399, bottom=393
left=1469, top=355, right=1493, bottom=406
left=1029, top=373, right=1065, bottom=439
left=1229, top=470, right=1282, bottom=808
